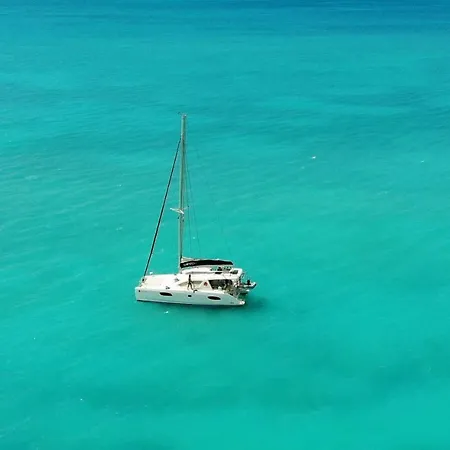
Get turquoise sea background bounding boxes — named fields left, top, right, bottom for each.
left=2, top=1, right=450, bottom=448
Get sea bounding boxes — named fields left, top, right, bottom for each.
left=1, top=0, right=450, bottom=448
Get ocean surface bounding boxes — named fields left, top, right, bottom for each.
left=2, top=0, right=450, bottom=448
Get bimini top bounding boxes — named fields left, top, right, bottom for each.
left=180, top=258, right=234, bottom=269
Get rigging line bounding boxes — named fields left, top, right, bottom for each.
left=184, top=155, right=192, bottom=256
left=185, top=152, right=202, bottom=256
left=142, top=137, right=181, bottom=278
left=190, top=143, right=231, bottom=257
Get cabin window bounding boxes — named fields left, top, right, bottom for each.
left=208, top=296, right=221, bottom=300
left=209, top=279, right=232, bottom=290
left=159, top=292, right=173, bottom=297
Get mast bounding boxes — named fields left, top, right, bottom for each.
left=178, top=114, right=187, bottom=268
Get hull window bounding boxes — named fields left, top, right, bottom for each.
left=208, top=296, right=221, bottom=300
left=159, top=292, right=173, bottom=297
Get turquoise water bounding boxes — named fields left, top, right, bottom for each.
left=2, top=1, right=450, bottom=448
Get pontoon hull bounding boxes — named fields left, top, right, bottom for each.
left=135, top=287, right=245, bottom=306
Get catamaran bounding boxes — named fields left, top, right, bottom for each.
left=135, top=114, right=256, bottom=306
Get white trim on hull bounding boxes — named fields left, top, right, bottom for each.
left=135, top=287, right=245, bottom=306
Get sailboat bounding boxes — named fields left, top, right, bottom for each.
left=135, top=114, right=257, bottom=306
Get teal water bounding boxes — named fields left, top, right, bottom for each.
left=2, top=1, right=450, bottom=448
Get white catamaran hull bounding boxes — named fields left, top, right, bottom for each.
left=135, top=287, right=245, bottom=306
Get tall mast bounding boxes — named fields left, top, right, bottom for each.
left=178, top=114, right=187, bottom=268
